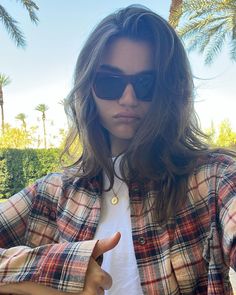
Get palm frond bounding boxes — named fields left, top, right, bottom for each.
left=181, top=0, right=235, bottom=15
left=179, top=15, right=230, bottom=38
left=181, top=0, right=215, bottom=16
left=184, top=26, right=220, bottom=55
left=15, top=113, right=26, bottom=120
left=204, top=29, right=227, bottom=64
left=16, top=0, right=39, bottom=24
left=174, top=0, right=236, bottom=63
left=35, top=104, right=49, bottom=112
left=0, top=5, right=26, bottom=47
left=233, top=24, right=236, bottom=39
left=178, top=17, right=215, bottom=39
left=185, top=35, right=203, bottom=52
left=230, top=39, right=236, bottom=61
left=198, top=22, right=227, bottom=52
left=186, top=33, right=211, bottom=53
left=216, top=1, right=236, bottom=12
left=0, top=74, right=11, bottom=87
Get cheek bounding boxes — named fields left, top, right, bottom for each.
left=141, top=102, right=151, bottom=115
left=93, top=99, right=111, bottom=124
left=93, top=94, right=105, bottom=118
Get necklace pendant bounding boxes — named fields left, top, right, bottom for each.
left=111, top=195, right=119, bottom=205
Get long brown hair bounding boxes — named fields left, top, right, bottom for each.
left=62, top=5, right=212, bottom=222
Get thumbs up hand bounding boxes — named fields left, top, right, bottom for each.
left=82, top=232, right=121, bottom=295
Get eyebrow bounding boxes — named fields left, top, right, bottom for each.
left=99, top=64, right=123, bottom=74
left=99, top=64, right=154, bottom=75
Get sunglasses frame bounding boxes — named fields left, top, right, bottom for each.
left=93, top=71, right=156, bottom=101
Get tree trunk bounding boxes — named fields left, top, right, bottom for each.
left=43, top=118, right=47, bottom=149
left=0, top=86, right=4, bottom=134
left=169, top=0, right=183, bottom=28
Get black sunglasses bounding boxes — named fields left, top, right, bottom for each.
left=93, top=71, right=156, bottom=101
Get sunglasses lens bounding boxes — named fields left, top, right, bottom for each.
left=94, top=72, right=155, bottom=101
left=94, top=74, right=125, bottom=100
left=134, top=74, right=155, bottom=101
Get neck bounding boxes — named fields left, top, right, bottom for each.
left=111, top=137, right=131, bottom=157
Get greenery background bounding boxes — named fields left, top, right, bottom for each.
left=0, top=148, right=61, bottom=198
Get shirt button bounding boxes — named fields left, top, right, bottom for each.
left=138, top=236, right=146, bottom=245
left=49, top=210, right=56, bottom=221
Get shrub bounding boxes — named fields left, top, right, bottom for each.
left=0, top=148, right=61, bottom=198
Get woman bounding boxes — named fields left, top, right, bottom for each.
left=0, top=5, right=235, bottom=295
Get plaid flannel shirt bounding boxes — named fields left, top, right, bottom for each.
left=0, top=152, right=235, bottom=294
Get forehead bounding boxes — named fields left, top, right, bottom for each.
left=100, top=37, right=154, bottom=75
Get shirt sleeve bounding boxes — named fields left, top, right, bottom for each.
left=217, top=158, right=236, bottom=271
left=0, top=177, right=97, bottom=293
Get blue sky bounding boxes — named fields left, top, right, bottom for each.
left=0, top=0, right=236, bottom=145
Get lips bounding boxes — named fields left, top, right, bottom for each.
left=113, top=112, right=140, bottom=123
left=113, top=112, right=140, bottom=119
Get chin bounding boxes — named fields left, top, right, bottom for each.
left=115, top=129, right=136, bottom=138
left=115, top=127, right=138, bottom=138
left=114, top=133, right=135, bottom=141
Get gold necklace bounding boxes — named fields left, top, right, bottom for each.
left=110, top=180, right=124, bottom=205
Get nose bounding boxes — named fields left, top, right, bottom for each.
left=118, top=83, right=138, bottom=107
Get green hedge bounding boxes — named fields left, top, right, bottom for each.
left=0, top=148, right=62, bottom=198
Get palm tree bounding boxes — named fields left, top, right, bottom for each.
left=169, top=0, right=183, bottom=28
left=169, top=0, right=236, bottom=64
left=15, top=113, right=27, bottom=132
left=0, top=1, right=39, bottom=48
left=35, top=104, right=49, bottom=149
left=0, top=74, right=11, bottom=134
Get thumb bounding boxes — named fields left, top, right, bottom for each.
left=92, top=232, right=121, bottom=259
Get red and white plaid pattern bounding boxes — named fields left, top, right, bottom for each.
left=0, top=152, right=235, bottom=294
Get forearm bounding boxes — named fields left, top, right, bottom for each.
left=0, top=281, right=76, bottom=295
left=0, top=240, right=97, bottom=293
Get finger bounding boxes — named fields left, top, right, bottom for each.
left=100, top=269, right=112, bottom=290
left=84, top=272, right=110, bottom=295
left=93, top=232, right=121, bottom=259
left=84, top=258, right=112, bottom=291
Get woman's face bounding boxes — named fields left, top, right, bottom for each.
left=92, top=37, right=154, bottom=156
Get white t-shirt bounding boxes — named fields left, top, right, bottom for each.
left=94, top=157, right=143, bottom=295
